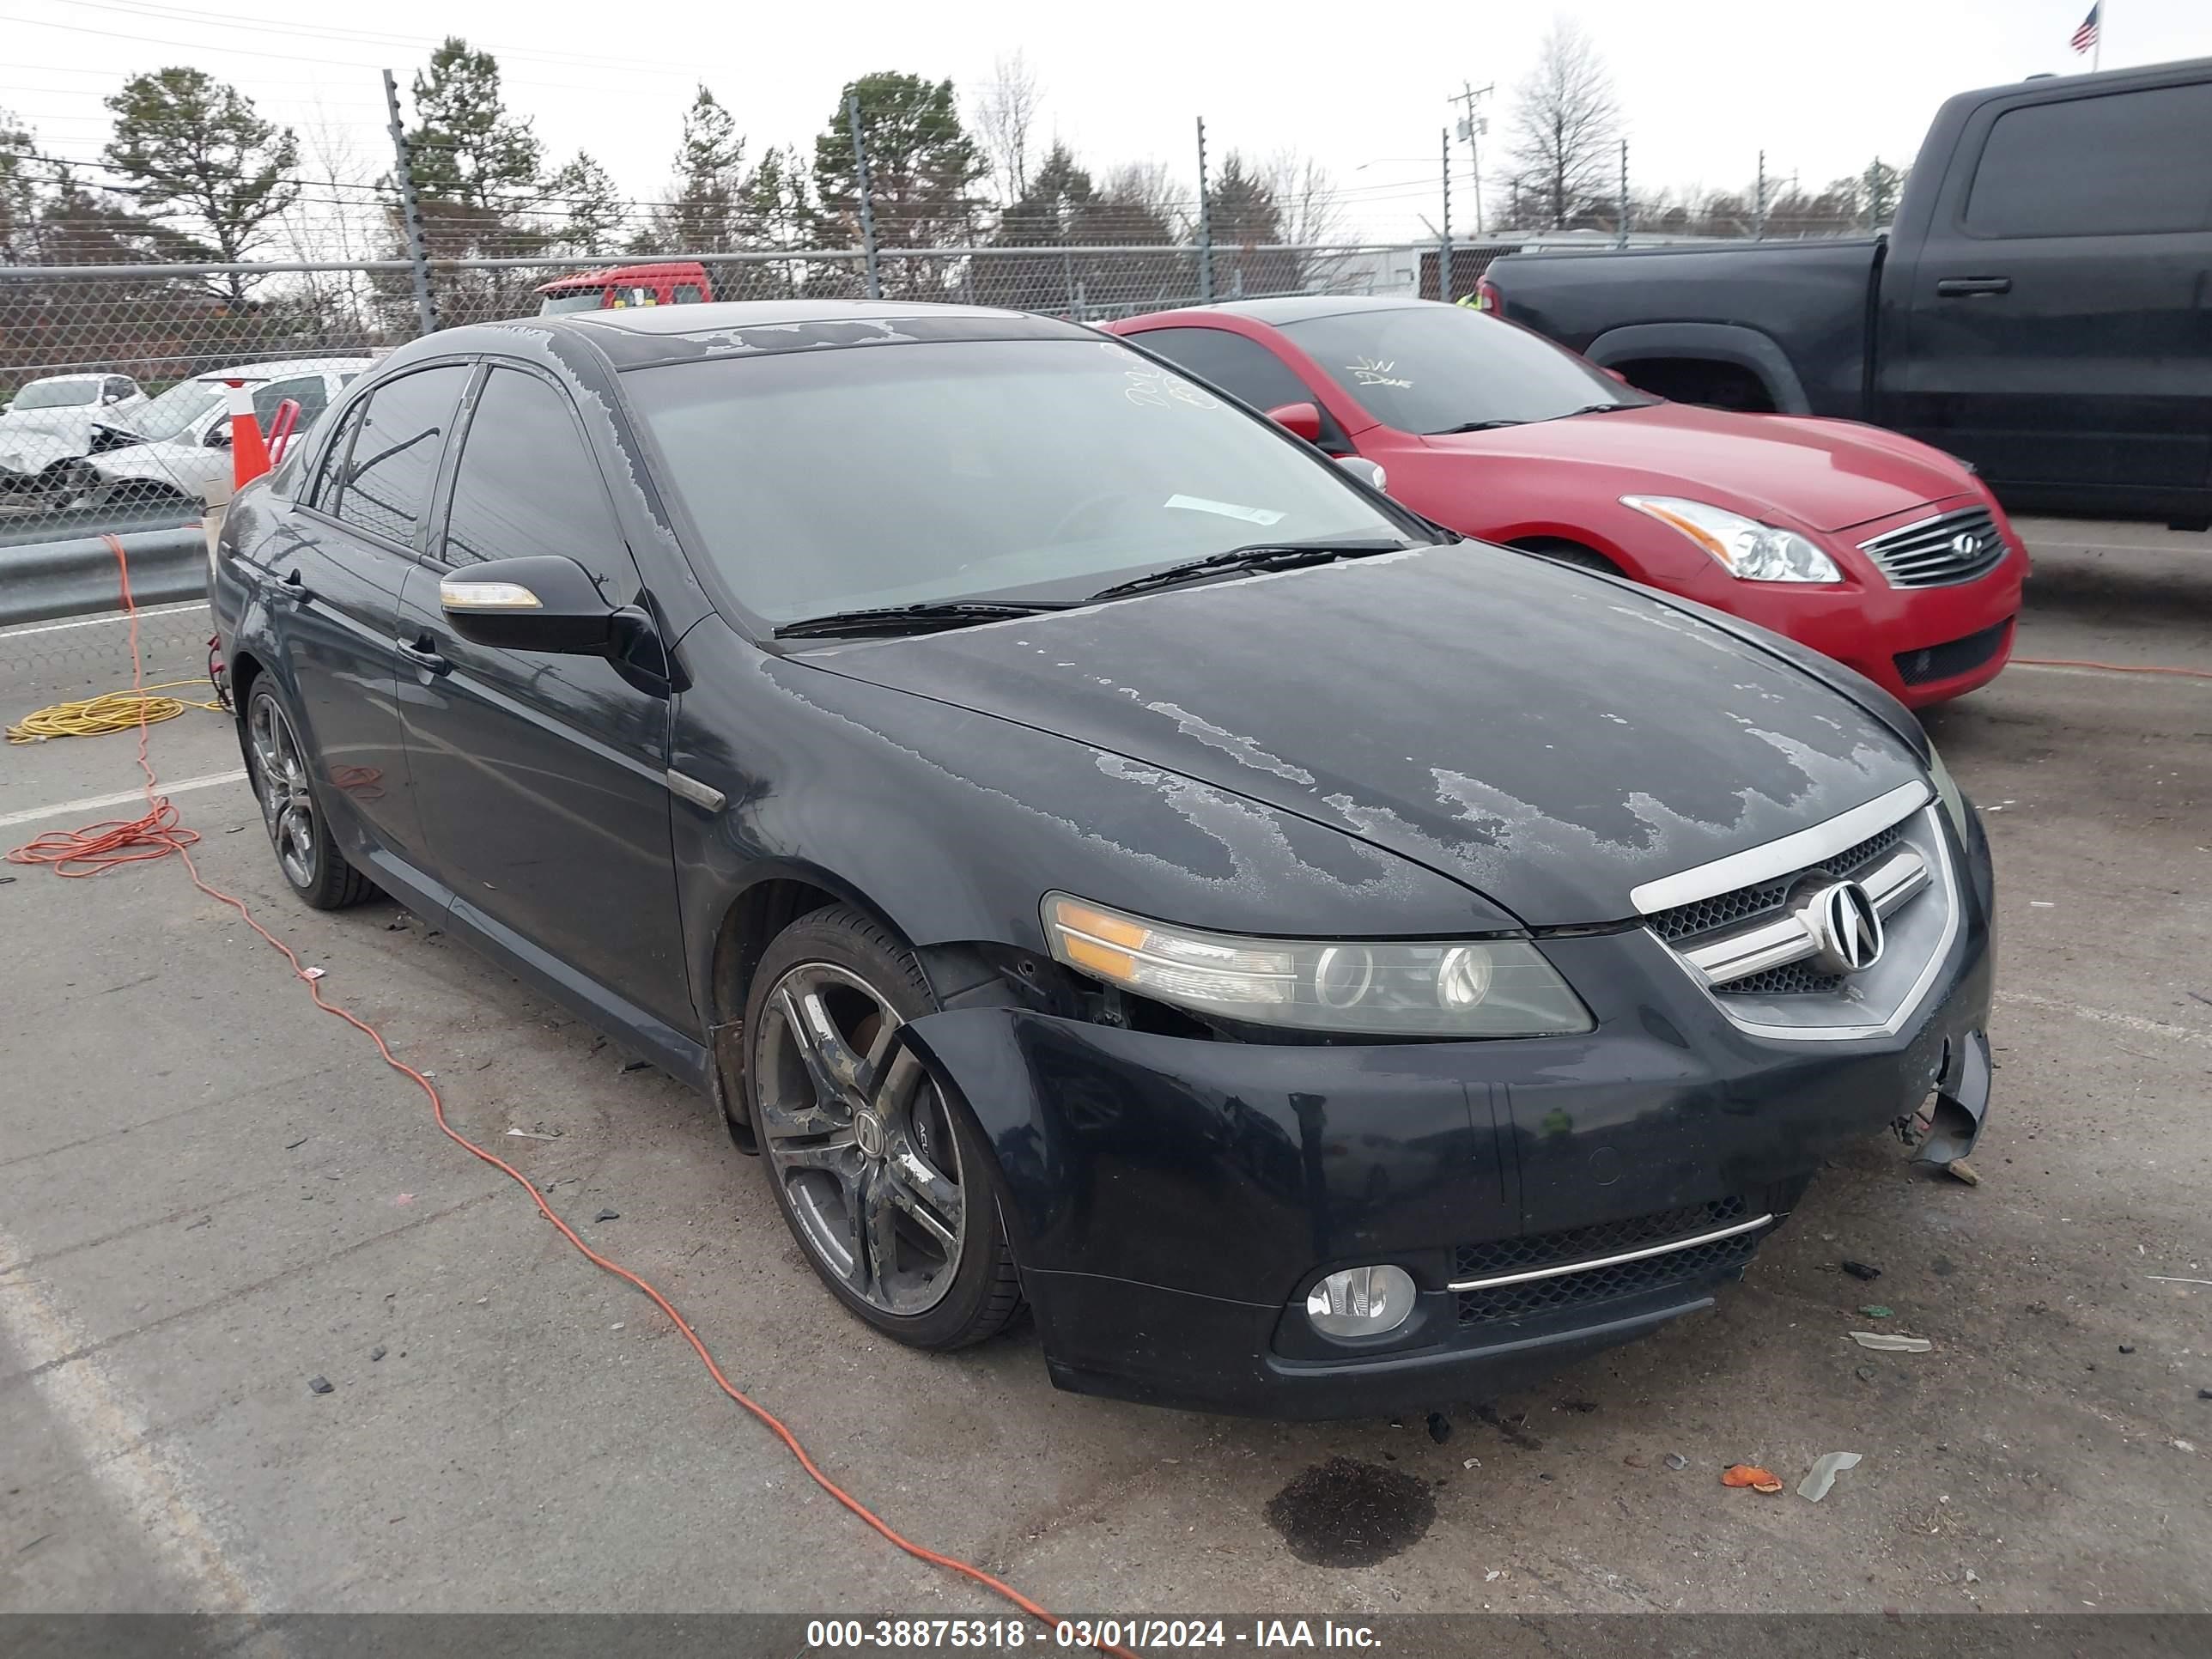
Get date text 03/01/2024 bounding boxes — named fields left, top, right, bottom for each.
left=804, top=1619, right=1382, bottom=1650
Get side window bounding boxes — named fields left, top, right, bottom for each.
left=252, top=375, right=329, bottom=434
left=673, top=283, right=706, bottom=304
left=307, top=398, right=365, bottom=513
left=439, top=368, right=628, bottom=585
left=105, top=376, right=135, bottom=402
left=1133, top=327, right=1352, bottom=448
left=1966, top=83, right=2212, bottom=238
left=334, top=365, right=469, bottom=547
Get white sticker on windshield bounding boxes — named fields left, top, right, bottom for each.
left=1347, top=356, right=1413, bottom=388
left=1164, top=494, right=1286, bottom=526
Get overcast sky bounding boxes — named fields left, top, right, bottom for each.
left=5, top=0, right=2208, bottom=241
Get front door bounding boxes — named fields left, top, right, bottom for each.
left=270, top=363, right=471, bottom=872
left=1893, top=76, right=2212, bottom=520
left=393, top=363, right=691, bottom=1035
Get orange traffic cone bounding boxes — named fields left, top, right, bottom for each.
left=213, top=377, right=273, bottom=489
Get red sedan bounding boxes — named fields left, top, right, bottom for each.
left=1105, top=297, right=2026, bottom=708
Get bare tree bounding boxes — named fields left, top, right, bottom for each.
left=973, top=51, right=1043, bottom=207
left=1504, top=19, right=1621, bottom=230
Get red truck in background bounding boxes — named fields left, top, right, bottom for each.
left=535, top=261, right=712, bottom=314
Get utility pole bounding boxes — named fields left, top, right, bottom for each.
left=846, top=93, right=882, bottom=300
left=381, top=69, right=437, bottom=337
left=1754, top=149, right=1767, bottom=240
left=1195, top=117, right=1214, bottom=305
left=1438, top=127, right=1452, bottom=301
left=1617, top=138, right=1630, bottom=248
left=1448, top=81, right=1494, bottom=237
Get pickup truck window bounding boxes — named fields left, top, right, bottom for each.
left=1966, top=83, right=2212, bottom=238
left=1279, top=305, right=1650, bottom=435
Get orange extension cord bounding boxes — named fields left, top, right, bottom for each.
left=2013, top=656, right=2212, bottom=681
left=5, top=535, right=1132, bottom=1657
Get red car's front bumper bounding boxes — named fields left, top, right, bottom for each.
left=1647, top=495, right=2027, bottom=709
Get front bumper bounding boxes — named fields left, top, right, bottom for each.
left=903, top=817, right=1995, bottom=1419
left=1637, top=495, right=2027, bottom=710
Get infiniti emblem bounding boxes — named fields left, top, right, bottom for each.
left=1796, top=879, right=1885, bottom=975
left=1949, top=531, right=1984, bottom=559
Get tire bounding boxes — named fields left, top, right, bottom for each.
left=242, top=680, right=374, bottom=910
left=744, top=904, right=1024, bottom=1350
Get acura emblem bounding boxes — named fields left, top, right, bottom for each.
left=1949, top=532, right=1983, bottom=559
left=1796, top=879, right=1885, bottom=975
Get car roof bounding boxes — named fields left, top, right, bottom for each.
left=26, top=372, right=106, bottom=385
left=537, top=262, right=705, bottom=292
left=198, top=356, right=374, bottom=380
left=511, top=298, right=1095, bottom=369
left=1176, top=295, right=1435, bottom=327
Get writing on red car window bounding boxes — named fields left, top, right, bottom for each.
left=1347, top=357, right=1413, bottom=389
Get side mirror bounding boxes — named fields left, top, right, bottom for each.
left=1602, top=367, right=1631, bottom=385
left=1264, top=401, right=1325, bottom=443
left=440, top=556, right=620, bottom=655
left=1335, top=456, right=1389, bottom=495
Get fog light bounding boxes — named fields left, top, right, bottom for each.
left=1304, top=1265, right=1416, bottom=1338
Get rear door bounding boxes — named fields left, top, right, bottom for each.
left=392, top=363, right=691, bottom=1033
left=1893, top=73, right=2212, bottom=520
left=274, top=362, right=471, bottom=872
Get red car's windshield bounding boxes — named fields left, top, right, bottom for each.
left=1280, top=304, right=1652, bottom=435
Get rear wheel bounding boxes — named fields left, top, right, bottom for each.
left=744, top=905, right=1023, bottom=1350
left=244, top=681, right=373, bottom=910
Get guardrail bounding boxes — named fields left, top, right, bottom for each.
left=0, top=525, right=208, bottom=628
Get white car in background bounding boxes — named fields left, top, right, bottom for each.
left=73, top=356, right=372, bottom=509
left=0, top=373, right=149, bottom=496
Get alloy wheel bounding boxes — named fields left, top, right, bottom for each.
left=754, top=962, right=967, bottom=1316
left=249, top=694, right=318, bottom=889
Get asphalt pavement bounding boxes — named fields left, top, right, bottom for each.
left=2, top=520, right=2208, bottom=1627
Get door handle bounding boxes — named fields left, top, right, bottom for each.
left=1936, top=276, right=2012, bottom=297
left=397, top=635, right=450, bottom=675
left=277, top=568, right=316, bottom=605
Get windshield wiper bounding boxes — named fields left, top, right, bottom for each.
left=1428, top=418, right=1525, bottom=434
left=772, top=599, right=1074, bottom=640
left=1086, top=539, right=1407, bottom=603
left=1558, top=402, right=1642, bottom=417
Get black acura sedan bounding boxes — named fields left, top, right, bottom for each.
left=211, top=300, right=1995, bottom=1417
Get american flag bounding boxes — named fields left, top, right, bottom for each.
left=2070, top=3, right=2101, bottom=54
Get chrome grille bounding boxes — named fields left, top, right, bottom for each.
left=1647, top=822, right=1905, bottom=945
left=1859, top=507, right=2008, bottom=588
left=1455, top=1230, right=1763, bottom=1327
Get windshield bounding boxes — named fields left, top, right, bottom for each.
left=126, top=380, right=224, bottom=441
left=539, top=289, right=611, bottom=314
left=12, top=380, right=99, bottom=410
left=1280, top=304, right=1651, bottom=434
left=626, top=337, right=1410, bottom=625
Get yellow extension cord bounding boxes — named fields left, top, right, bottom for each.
left=6, top=679, right=225, bottom=744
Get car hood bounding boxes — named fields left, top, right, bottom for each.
left=0, top=407, right=94, bottom=453
left=1424, top=404, right=1969, bottom=533
left=791, top=544, right=1928, bottom=927
left=89, top=438, right=212, bottom=485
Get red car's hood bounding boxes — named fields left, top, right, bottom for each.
left=1422, top=404, right=1967, bottom=533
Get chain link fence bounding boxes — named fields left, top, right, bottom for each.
left=0, top=239, right=1521, bottom=553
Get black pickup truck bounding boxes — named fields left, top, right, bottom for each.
left=1484, top=58, right=2212, bottom=531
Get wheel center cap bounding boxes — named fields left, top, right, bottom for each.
left=852, top=1111, right=886, bottom=1161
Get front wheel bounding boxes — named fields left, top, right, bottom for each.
left=744, top=905, right=1024, bottom=1350
left=243, top=681, right=374, bottom=910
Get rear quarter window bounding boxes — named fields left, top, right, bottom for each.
left=1966, top=82, right=2212, bottom=238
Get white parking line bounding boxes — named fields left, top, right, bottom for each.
left=0, top=769, right=247, bottom=830
left=0, top=601, right=210, bottom=641
left=1997, top=990, right=2212, bottom=1051
left=0, top=1225, right=266, bottom=1613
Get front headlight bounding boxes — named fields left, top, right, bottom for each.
left=1926, top=743, right=1968, bottom=829
left=1622, top=495, right=1843, bottom=583
left=1042, top=893, right=1593, bottom=1038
